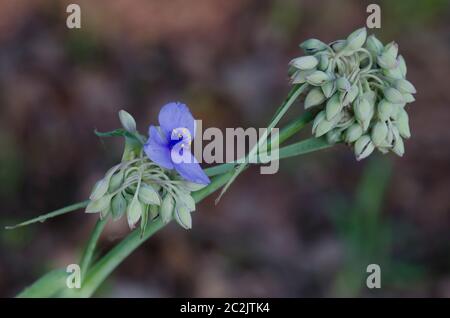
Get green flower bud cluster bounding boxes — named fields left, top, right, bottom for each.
left=289, top=27, right=416, bottom=160
left=86, top=111, right=206, bottom=233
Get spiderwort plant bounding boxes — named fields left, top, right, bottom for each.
left=8, top=27, right=417, bottom=298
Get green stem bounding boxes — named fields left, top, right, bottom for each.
left=204, top=110, right=314, bottom=177
left=79, top=217, right=109, bottom=283
left=216, top=83, right=307, bottom=202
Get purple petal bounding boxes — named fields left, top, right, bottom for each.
left=144, top=126, right=174, bottom=169
left=158, top=102, right=196, bottom=139
left=173, top=151, right=210, bottom=185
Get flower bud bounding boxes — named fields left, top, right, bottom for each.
left=86, top=194, right=112, bottom=214
left=371, top=121, right=388, bottom=146
left=365, top=34, right=383, bottom=57
left=325, top=93, right=343, bottom=120
left=392, top=128, right=405, bottom=157
left=342, top=84, right=359, bottom=106
left=397, top=55, right=407, bottom=77
left=306, top=70, right=330, bottom=86
left=119, top=110, right=137, bottom=133
left=127, top=196, right=142, bottom=229
left=382, top=41, right=399, bottom=60
left=315, top=118, right=336, bottom=137
left=312, top=111, right=325, bottom=134
left=354, top=98, right=372, bottom=123
left=321, top=80, right=336, bottom=98
left=149, top=205, right=159, bottom=220
left=336, top=77, right=351, bottom=92
left=330, top=40, right=347, bottom=53
left=383, top=66, right=404, bottom=80
left=299, top=39, right=328, bottom=54
left=396, top=109, right=411, bottom=138
left=345, top=123, right=363, bottom=143
left=377, top=53, right=398, bottom=69
left=89, top=178, right=109, bottom=201
left=290, top=56, right=319, bottom=70
left=160, top=194, right=175, bottom=224
left=174, top=205, right=192, bottom=230
left=354, top=135, right=375, bottom=161
left=385, top=125, right=394, bottom=147
left=346, top=27, right=367, bottom=50
left=403, top=93, right=416, bottom=103
left=138, top=184, right=161, bottom=205
left=377, top=99, right=394, bottom=121
left=111, top=193, right=127, bottom=220
left=326, top=129, right=342, bottom=144
left=304, top=87, right=326, bottom=109
left=395, top=79, right=416, bottom=94
left=384, top=87, right=404, bottom=104
left=291, top=69, right=314, bottom=84
left=318, top=54, right=330, bottom=71
left=362, top=90, right=377, bottom=106
left=108, top=170, right=124, bottom=192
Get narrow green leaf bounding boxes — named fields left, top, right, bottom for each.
left=276, top=137, right=332, bottom=159
left=5, top=200, right=89, bottom=230
left=95, top=128, right=135, bottom=140
left=204, top=163, right=236, bottom=177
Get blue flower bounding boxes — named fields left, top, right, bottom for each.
left=144, top=102, right=210, bottom=185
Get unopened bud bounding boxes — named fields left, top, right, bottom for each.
left=304, top=87, right=326, bottom=109
left=396, top=109, right=411, bottom=138
left=321, top=80, right=336, bottom=98
left=377, top=99, right=394, bottom=121
left=384, top=87, right=404, bottom=104
left=290, top=56, right=319, bottom=70
left=127, top=196, right=142, bottom=229
left=354, top=135, right=375, bottom=161
left=299, top=39, right=328, bottom=54
left=377, top=53, right=398, bottom=69
left=345, top=123, right=363, bottom=143
left=365, top=35, right=383, bottom=57
left=119, top=110, right=137, bottom=133
left=371, top=121, right=388, bottom=146
left=325, top=93, right=343, bottom=120
left=395, top=79, right=416, bottom=94
left=382, top=41, right=399, bottom=60
left=306, top=70, right=330, bottom=86
left=346, top=27, right=367, bottom=51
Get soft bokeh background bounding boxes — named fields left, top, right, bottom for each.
left=1, top=0, right=449, bottom=297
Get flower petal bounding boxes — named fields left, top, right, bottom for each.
left=144, top=126, right=174, bottom=169
left=158, top=102, right=196, bottom=139
left=173, top=150, right=210, bottom=185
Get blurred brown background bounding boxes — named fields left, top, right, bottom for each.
left=0, top=0, right=449, bottom=297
